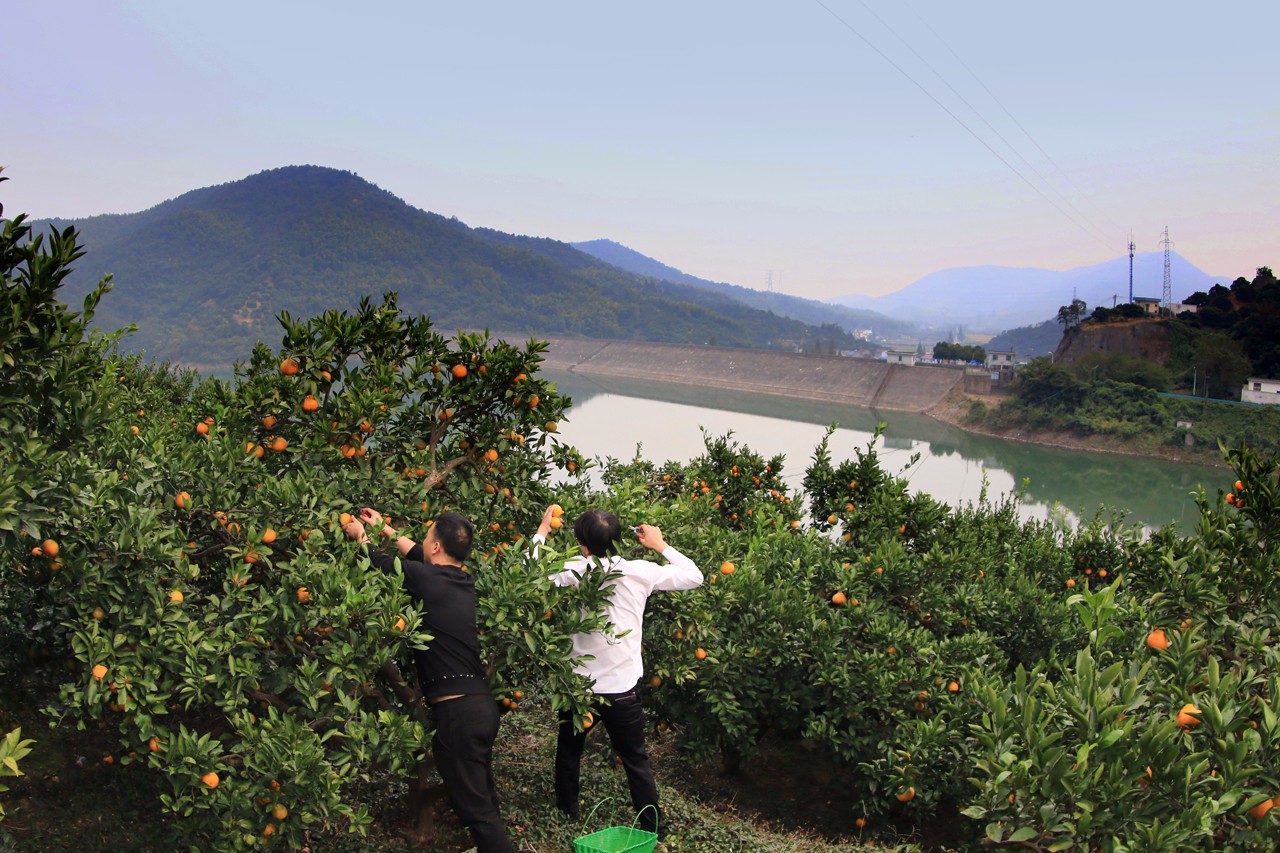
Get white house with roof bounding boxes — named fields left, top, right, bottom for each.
left=886, top=350, right=917, bottom=365
left=1242, top=377, right=1280, bottom=406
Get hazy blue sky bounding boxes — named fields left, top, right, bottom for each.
left=3, top=1, right=1276, bottom=298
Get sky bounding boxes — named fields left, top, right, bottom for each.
left=2, top=1, right=1276, bottom=299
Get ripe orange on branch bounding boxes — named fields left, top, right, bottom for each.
left=302, top=395, right=319, bottom=412
left=280, top=358, right=300, bottom=376
left=1176, top=703, right=1203, bottom=729
left=451, top=364, right=467, bottom=379
left=1146, top=629, right=1169, bottom=650
left=720, top=561, right=736, bottom=575
left=201, top=771, right=220, bottom=788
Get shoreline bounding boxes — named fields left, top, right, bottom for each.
left=924, top=387, right=1228, bottom=468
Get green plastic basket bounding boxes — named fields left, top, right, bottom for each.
left=572, top=801, right=658, bottom=853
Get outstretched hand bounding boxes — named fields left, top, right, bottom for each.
left=634, top=523, right=667, bottom=553
left=342, top=507, right=381, bottom=543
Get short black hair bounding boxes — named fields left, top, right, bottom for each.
left=574, top=509, right=622, bottom=558
left=432, top=512, right=474, bottom=562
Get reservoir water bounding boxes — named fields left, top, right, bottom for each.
left=544, top=370, right=1227, bottom=533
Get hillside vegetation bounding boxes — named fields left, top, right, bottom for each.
left=40, top=166, right=859, bottom=368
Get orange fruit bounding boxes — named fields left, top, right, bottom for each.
left=270, top=436, right=288, bottom=452
left=92, top=664, right=108, bottom=680
left=130, top=424, right=139, bottom=435
left=1226, top=493, right=1236, bottom=505
left=41, top=538, right=60, bottom=558
left=262, top=415, right=278, bottom=429
left=92, top=607, right=105, bottom=620
left=790, top=520, right=800, bottom=529
left=296, top=587, right=310, bottom=604
left=263, top=824, right=276, bottom=838
left=549, top=517, right=563, bottom=530
left=545, top=420, right=558, bottom=433
left=947, top=680, right=960, bottom=693
left=1248, top=798, right=1274, bottom=819
left=195, top=422, right=210, bottom=435
left=528, top=394, right=540, bottom=408
left=827, top=513, right=838, bottom=524
left=895, top=787, right=916, bottom=802
left=272, top=803, right=288, bottom=820
left=261, top=529, right=277, bottom=544
left=1176, top=703, right=1203, bottom=728
left=302, top=395, right=319, bottom=412
left=694, top=648, right=708, bottom=660
left=280, top=358, right=300, bottom=376
left=1235, top=479, right=1244, bottom=492
left=168, top=589, right=184, bottom=603
left=394, top=616, right=406, bottom=631
left=720, top=561, right=736, bottom=576
left=855, top=817, right=867, bottom=829
left=582, top=712, right=594, bottom=730
left=649, top=676, right=662, bottom=688
left=550, top=504, right=564, bottom=518
left=831, top=591, right=847, bottom=606
left=1146, top=629, right=1168, bottom=650
left=485, top=448, right=499, bottom=463
left=451, top=364, right=467, bottom=379
left=1065, top=578, right=1076, bottom=587
left=339, top=512, right=353, bottom=526
left=201, top=771, right=220, bottom=788
left=149, top=737, right=162, bottom=753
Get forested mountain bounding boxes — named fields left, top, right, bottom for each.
left=571, top=238, right=915, bottom=340
left=36, top=166, right=859, bottom=367
left=986, top=319, right=1064, bottom=360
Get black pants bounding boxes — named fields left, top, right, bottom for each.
left=431, top=694, right=513, bottom=853
left=555, top=684, right=661, bottom=835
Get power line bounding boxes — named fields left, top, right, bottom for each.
left=898, top=0, right=1127, bottom=239
left=808, top=0, right=1119, bottom=255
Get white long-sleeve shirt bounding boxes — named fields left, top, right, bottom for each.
left=532, top=535, right=703, bottom=695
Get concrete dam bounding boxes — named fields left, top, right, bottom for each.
left=539, top=337, right=964, bottom=413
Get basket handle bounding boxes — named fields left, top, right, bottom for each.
left=631, top=803, right=658, bottom=831
left=579, top=796, right=613, bottom=834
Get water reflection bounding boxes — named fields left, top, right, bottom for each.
left=545, top=370, right=1222, bottom=532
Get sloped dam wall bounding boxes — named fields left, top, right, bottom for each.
left=539, top=338, right=963, bottom=413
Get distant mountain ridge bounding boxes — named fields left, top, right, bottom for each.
left=33, top=166, right=863, bottom=367
left=832, top=255, right=1227, bottom=333
left=571, top=239, right=914, bottom=339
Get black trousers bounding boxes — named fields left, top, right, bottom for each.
left=431, top=694, right=514, bottom=853
left=555, top=684, right=661, bottom=835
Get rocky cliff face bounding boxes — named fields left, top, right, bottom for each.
left=1053, top=319, right=1172, bottom=365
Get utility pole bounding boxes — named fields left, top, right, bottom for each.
left=1161, top=227, right=1173, bottom=308
left=1128, top=237, right=1135, bottom=304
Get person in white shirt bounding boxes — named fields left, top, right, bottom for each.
left=530, top=505, right=703, bottom=839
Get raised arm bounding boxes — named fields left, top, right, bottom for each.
left=635, top=524, right=702, bottom=591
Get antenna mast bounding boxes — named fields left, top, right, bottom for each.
left=1161, top=227, right=1173, bottom=308
left=767, top=271, right=774, bottom=293
left=1128, top=237, right=1135, bottom=304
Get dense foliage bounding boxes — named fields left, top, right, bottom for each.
left=42, top=165, right=861, bottom=368
left=6, top=186, right=1280, bottom=851
left=933, top=341, right=986, bottom=362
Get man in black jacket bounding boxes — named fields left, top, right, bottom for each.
left=343, top=508, right=513, bottom=853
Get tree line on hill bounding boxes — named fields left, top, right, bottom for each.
left=34, top=165, right=867, bottom=369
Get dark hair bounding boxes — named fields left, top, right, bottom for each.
left=432, top=512, right=474, bottom=562
left=574, top=509, right=622, bottom=558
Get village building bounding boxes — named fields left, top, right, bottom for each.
left=1241, top=377, right=1280, bottom=406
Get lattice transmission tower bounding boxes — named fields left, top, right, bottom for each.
left=1161, top=227, right=1173, bottom=308
left=1128, top=237, right=1135, bottom=304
